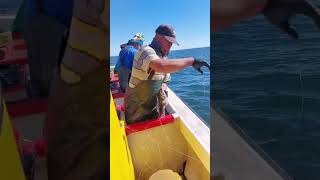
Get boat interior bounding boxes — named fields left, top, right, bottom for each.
left=111, top=72, right=210, bottom=180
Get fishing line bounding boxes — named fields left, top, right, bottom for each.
left=299, top=68, right=305, bottom=123
left=202, top=73, right=206, bottom=98
left=201, top=60, right=210, bottom=102
left=294, top=45, right=305, bottom=130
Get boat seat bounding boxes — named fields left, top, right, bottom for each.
left=149, top=169, right=182, bottom=180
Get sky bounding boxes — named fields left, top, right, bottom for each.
left=110, top=0, right=210, bottom=56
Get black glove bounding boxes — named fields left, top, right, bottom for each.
left=192, top=59, right=210, bottom=74
left=263, top=0, right=320, bottom=39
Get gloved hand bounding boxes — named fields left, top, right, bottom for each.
left=263, top=0, right=320, bottom=39
left=192, top=58, right=210, bottom=74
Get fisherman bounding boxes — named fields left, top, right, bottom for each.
left=114, top=33, right=144, bottom=92
left=124, top=24, right=210, bottom=125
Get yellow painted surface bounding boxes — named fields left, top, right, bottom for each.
left=0, top=104, right=25, bottom=180
left=126, top=119, right=210, bottom=180
left=178, top=120, right=210, bottom=173
left=184, top=144, right=210, bottom=180
left=127, top=122, right=188, bottom=180
left=110, top=92, right=135, bottom=180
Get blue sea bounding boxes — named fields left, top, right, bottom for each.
left=214, top=15, right=320, bottom=179
left=110, top=47, right=210, bottom=124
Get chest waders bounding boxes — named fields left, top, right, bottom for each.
left=125, top=40, right=168, bottom=125
left=125, top=73, right=165, bottom=125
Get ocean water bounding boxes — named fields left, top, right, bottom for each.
left=213, top=15, right=320, bottom=179
left=0, top=0, right=20, bottom=32
left=0, top=0, right=21, bottom=13
left=110, top=47, right=210, bottom=124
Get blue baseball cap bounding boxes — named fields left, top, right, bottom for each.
left=128, top=33, right=144, bottom=45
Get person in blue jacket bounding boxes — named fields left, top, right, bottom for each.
left=115, top=33, right=144, bottom=92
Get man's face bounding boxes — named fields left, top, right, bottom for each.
left=159, top=36, right=173, bottom=55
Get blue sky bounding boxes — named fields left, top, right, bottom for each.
left=110, top=0, right=210, bottom=56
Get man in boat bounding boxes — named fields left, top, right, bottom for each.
left=124, top=24, right=210, bottom=125
left=114, top=33, right=144, bottom=92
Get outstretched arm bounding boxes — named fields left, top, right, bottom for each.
left=149, top=58, right=194, bottom=73
left=149, top=58, right=210, bottom=74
